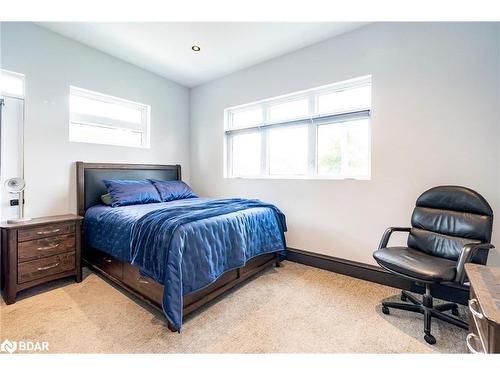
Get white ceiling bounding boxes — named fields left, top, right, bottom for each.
left=38, top=22, right=368, bottom=87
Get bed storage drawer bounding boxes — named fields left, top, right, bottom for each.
left=241, top=253, right=275, bottom=275
left=18, top=252, right=76, bottom=284
left=18, top=234, right=76, bottom=262
left=85, top=249, right=123, bottom=280
left=184, top=270, right=238, bottom=307
left=18, top=222, right=75, bottom=242
left=123, top=263, right=163, bottom=304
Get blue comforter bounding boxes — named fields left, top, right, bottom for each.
left=84, top=198, right=286, bottom=331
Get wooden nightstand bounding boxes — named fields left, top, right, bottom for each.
left=1, top=214, right=83, bottom=304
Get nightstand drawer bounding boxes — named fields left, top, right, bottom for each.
left=18, top=234, right=76, bottom=262
left=18, top=222, right=75, bottom=242
left=18, top=252, right=76, bottom=284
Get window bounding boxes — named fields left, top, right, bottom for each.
left=0, top=69, right=25, bottom=98
left=269, top=125, right=308, bottom=175
left=231, top=107, right=263, bottom=129
left=224, top=76, right=371, bottom=179
left=69, top=86, right=150, bottom=148
left=230, top=131, right=261, bottom=176
left=269, top=98, right=309, bottom=123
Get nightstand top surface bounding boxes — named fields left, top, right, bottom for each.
left=0, top=214, right=83, bottom=229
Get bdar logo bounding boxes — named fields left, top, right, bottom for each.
left=1, top=339, right=17, bottom=354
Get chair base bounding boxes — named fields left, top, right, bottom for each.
left=382, top=286, right=468, bottom=345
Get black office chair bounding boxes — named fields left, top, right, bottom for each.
left=373, top=186, right=494, bottom=345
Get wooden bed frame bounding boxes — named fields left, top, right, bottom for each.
left=76, top=162, right=280, bottom=332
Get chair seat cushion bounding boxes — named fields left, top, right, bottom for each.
left=373, top=247, right=457, bottom=282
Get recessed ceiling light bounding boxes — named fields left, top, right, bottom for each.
left=191, top=45, right=201, bottom=52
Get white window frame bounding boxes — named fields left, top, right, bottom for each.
left=224, top=75, right=371, bottom=180
left=69, top=86, right=151, bottom=148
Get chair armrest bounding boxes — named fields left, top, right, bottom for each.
left=378, top=227, right=411, bottom=249
left=454, top=243, right=495, bottom=284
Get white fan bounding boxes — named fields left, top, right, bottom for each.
left=4, top=177, right=31, bottom=223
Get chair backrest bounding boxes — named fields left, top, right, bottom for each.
left=408, top=186, right=493, bottom=263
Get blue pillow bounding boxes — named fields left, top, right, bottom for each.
left=149, top=179, right=197, bottom=202
left=103, top=179, right=161, bottom=207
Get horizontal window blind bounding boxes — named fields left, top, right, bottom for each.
left=224, top=109, right=370, bottom=135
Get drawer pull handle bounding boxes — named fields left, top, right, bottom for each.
left=466, top=333, right=484, bottom=354
left=37, top=262, right=60, bottom=271
left=103, top=257, right=112, bottom=263
left=37, top=243, right=60, bottom=251
left=137, top=277, right=150, bottom=284
left=469, top=299, right=484, bottom=320
left=468, top=299, right=487, bottom=353
left=37, top=228, right=61, bottom=235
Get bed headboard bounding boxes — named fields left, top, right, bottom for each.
left=76, top=162, right=181, bottom=216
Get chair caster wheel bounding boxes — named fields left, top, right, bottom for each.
left=401, top=294, right=407, bottom=302
left=451, top=308, right=459, bottom=316
left=382, top=306, right=390, bottom=315
left=424, top=334, right=436, bottom=345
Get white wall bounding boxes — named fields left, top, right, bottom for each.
left=190, top=22, right=500, bottom=266
left=0, top=22, right=190, bottom=217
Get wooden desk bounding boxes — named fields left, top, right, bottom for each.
left=465, top=263, right=500, bottom=353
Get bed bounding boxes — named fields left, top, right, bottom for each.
left=76, top=162, right=286, bottom=332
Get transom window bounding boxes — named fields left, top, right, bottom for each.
left=224, top=76, right=371, bottom=179
left=69, top=86, right=150, bottom=148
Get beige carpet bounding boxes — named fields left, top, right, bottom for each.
left=0, top=261, right=468, bottom=353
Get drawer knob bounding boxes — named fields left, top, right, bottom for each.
left=37, top=262, right=60, bottom=271
left=37, top=243, right=60, bottom=251
left=103, top=257, right=112, bottom=263
left=37, top=228, right=61, bottom=235
left=137, top=276, right=150, bottom=284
